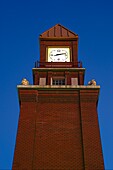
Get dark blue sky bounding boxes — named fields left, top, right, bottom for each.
left=0, top=0, right=113, bottom=169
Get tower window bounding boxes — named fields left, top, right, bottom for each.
left=52, top=79, right=65, bottom=85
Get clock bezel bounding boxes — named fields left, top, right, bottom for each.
left=46, top=46, right=71, bottom=62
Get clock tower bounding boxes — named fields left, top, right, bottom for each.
left=12, top=24, right=104, bottom=169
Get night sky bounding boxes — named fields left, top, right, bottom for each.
left=0, top=0, right=113, bottom=169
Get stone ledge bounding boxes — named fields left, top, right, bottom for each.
left=17, top=85, right=100, bottom=90
left=32, top=68, right=85, bottom=71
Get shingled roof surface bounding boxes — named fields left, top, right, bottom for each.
left=40, top=24, right=78, bottom=38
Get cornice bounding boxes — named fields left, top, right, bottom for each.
left=17, top=85, right=100, bottom=90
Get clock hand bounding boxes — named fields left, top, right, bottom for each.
left=54, top=53, right=66, bottom=56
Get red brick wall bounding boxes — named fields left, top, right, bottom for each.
left=12, top=88, right=104, bottom=169
left=33, top=90, right=84, bottom=169
left=13, top=90, right=37, bottom=169
left=80, top=90, right=104, bottom=169
left=13, top=89, right=84, bottom=169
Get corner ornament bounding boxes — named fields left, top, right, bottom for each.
left=21, top=78, right=29, bottom=85
left=88, top=79, right=96, bottom=86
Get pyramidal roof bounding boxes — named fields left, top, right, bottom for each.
left=40, top=24, right=78, bottom=39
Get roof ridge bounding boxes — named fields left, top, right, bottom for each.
left=40, top=24, right=78, bottom=38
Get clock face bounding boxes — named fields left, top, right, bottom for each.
left=47, top=48, right=70, bottom=62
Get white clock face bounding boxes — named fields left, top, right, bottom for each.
left=47, top=48, right=70, bottom=62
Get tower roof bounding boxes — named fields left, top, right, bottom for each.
left=40, top=24, right=78, bottom=39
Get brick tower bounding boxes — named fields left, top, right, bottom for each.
left=12, top=24, right=104, bottom=169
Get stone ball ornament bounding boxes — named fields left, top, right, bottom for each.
left=88, top=79, right=97, bottom=86
left=21, top=78, right=29, bottom=85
